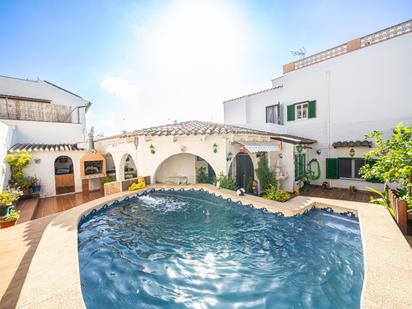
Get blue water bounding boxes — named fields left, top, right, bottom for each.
left=78, top=190, right=364, bottom=309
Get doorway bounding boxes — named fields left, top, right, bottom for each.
left=55, top=156, right=75, bottom=194
left=235, top=153, right=254, bottom=189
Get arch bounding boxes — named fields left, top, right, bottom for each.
left=228, top=151, right=255, bottom=190
left=105, top=153, right=116, bottom=180
left=54, top=155, right=75, bottom=195
left=154, top=153, right=217, bottom=184
left=119, top=153, right=137, bottom=180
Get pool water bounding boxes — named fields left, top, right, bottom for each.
left=78, top=190, right=364, bottom=309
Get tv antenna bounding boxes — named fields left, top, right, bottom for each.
left=291, top=47, right=306, bottom=59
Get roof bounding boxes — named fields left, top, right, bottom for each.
left=97, top=120, right=317, bottom=145
left=0, top=94, right=51, bottom=103
left=97, top=120, right=278, bottom=141
left=332, top=140, right=372, bottom=148
left=223, top=85, right=283, bottom=104
left=271, top=134, right=316, bottom=145
left=8, top=143, right=83, bottom=152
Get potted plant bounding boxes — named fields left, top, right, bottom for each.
left=0, top=189, right=21, bottom=218
left=30, top=177, right=41, bottom=194
left=0, top=209, right=21, bottom=229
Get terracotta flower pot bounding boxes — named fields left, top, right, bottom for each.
left=0, top=219, right=17, bottom=229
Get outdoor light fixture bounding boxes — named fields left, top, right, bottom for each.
left=278, top=153, right=283, bottom=159
left=316, top=149, right=322, bottom=155
left=34, top=158, right=41, bottom=164
left=349, top=148, right=355, bottom=157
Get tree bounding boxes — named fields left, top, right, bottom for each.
left=255, top=153, right=276, bottom=192
left=359, top=123, right=412, bottom=205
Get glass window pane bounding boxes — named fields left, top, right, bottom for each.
left=354, top=159, right=365, bottom=178
left=339, top=158, right=352, bottom=178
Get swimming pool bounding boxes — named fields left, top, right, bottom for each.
left=78, top=190, right=364, bottom=308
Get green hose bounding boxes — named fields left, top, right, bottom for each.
left=307, top=159, right=321, bottom=180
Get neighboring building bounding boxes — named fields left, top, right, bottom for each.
left=0, top=76, right=94, bottom=197
left=224, top=19, right=412, bottom=191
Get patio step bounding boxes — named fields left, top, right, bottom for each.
left=16, top=197, right=40, bottom=224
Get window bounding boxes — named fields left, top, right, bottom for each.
left=295, top=102, right=308, bottom=120
left=339, top=158, right=365, bottom=179
left=266, top=104, right=280, bottom=124
left=287, top=100, right=316, bottom=121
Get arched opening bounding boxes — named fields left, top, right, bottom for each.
left=54, top=155, right=75, bottom=195
left=105, top=153, right=116, bottom=180
left=122, top=154, right=137, bottom=180
left=229, top=152, right=254, bottom=190
left=155, top=153, right=216, bottom=184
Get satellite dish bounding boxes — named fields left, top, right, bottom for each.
left=291, top=47, right=306, bottom=59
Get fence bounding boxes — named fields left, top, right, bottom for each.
left=0, top=98, right=78, bottom=123
left=386, top=186, right=409, bottom=234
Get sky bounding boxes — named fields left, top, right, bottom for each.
left=0, top=0, right=411, bottom=136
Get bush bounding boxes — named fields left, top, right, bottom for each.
left=255, top=153, right=276, bottom=192
left=102, top=176, right=116, bottom=184
left=5, top=151, right=31, bottom=189
left=196, top=167, right=210, bottom=183
left=0, top=189, right=21, bottom=205
left=215, top=172, right=237, bottom=191
left=265, top=185, right=291, bottom=202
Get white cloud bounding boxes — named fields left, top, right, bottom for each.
left=100, top=76, right=140, bottom=104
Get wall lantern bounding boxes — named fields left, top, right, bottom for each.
left=278, top=153, right=283, bottom=159
left=34, top=158, right=41, bottom=164
left=316, top=149, right=322, bottom=155
left=212, top=143, right=218, bottom=153
left=149, top=144, right=155, bottom=154
left=226, top=152, right=233, bottom=162
left=349, top=148, right=355, bottom=157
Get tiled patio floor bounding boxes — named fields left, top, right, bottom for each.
left=299, top=184, right=375, bottom=203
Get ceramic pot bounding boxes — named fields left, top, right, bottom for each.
left=0, top=219, right=17, bottom=229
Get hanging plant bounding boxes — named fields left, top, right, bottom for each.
left=226, top=152, right=233, bottom=162
left=212, top=143, right=218, bottom=153
left=149, top=144, right=155, bottom=154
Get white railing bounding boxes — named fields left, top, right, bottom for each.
left=361, top=19, right=412, bottom=47
left=294, top=43, right=347, bottom=69
left=291, top=19, right=412, bottom=71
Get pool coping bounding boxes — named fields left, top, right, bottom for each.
left=14, top=184, right=412, bottom=308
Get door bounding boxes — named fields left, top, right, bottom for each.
left=236, top=153, right=254, bottom=189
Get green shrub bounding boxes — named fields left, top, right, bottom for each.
left=215, top=172, right=237, bottom=191
left=265, top=185, right=291, bottom=202
left=246, top=177, right=254, bottom=193
left=5, top=151, right=31, bottom=189
left=196, top=167, right=210, bottom=183
left=255, top=153, right=276, bottom=192
left=102, top=176, right=116, bottom=184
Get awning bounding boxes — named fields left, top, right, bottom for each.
left=8, top=143, right=83, bottom=152
left=239, top=141, right=280, bottom=153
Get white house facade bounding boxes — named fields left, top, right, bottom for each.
left=0, top=76, right=92, bottom=197
left=223, top=19, right=412, bottom=191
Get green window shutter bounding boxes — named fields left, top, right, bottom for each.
left=326, top=158, right=339, bottom=179
left=308, top=100, right=316, bottom=118
left=287, top=104, right=295, bottom=121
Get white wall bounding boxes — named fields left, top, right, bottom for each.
left=0, top=121, right=15, bottom=189
left=24, top=151, right=83, bottom=197
left=0, top=77, right=89, bottom=108
left=1, top=119, right=85, bottom=144
left=156, top=153, right=197, bottom=184
left=224, top=32, right=412, bottom=191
